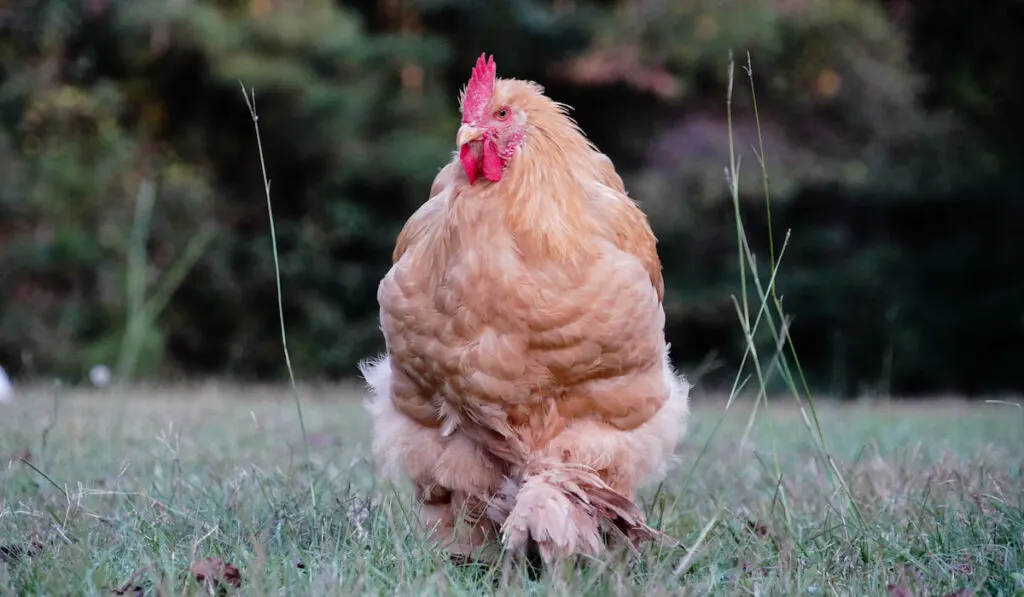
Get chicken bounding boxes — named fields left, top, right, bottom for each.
left=360, top=53, right=690, bottom=566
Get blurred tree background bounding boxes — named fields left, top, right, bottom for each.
left=0, top=0, right=1020, bottom=396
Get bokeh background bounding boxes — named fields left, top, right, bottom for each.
left=0, top=0, right=1021, bottom=397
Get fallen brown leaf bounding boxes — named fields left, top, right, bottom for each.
left=191, top=557, right=242, bottom=589
left=112, top=564, right=152, bottom=596
left=745, top=519, right=772, bottom=538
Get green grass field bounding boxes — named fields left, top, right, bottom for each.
left=0, top=385, right=1020, bottom=596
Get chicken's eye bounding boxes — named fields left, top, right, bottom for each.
left=494, top=107, right=510, bottom=121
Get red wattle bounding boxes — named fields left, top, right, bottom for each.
left=459, top=143, right=480, bottom=184
left=481, top=139, right=503, bottom=182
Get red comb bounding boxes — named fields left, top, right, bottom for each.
left=462, top=53, right=496, bottom=123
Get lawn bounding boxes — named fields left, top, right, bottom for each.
left=0, top=385, right=1021, bottom=596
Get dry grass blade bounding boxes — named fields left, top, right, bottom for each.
left=238, top=82, right=316, bottom=510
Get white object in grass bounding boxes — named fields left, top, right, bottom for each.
left=89, top=364, right=112, bottom=388
left=0, top=366, right=12, bottom=404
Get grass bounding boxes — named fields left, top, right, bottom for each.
left=2, top=53, right=1022, bottom=596
left=1, top=389, right=1021, bottom=595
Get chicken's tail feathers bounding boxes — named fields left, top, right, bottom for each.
left=495, top=465, right=674, bottom=565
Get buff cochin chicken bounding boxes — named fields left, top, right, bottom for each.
left=360, top=53, right=690, bottom=567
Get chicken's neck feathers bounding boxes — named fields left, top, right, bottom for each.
left=448, top=108, right=607, bottom=267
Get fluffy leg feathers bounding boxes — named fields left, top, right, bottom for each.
left=496, top=465, right=669, bottom=565
left=360, top=355, right=504, bottom=563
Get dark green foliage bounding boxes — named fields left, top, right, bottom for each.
left=0, top=0, right=1019, bottom=394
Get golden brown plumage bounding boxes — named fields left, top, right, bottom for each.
left=361, top=54, right=689, bottom=565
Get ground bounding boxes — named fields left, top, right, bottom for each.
left=0, top=384, right=1021, bottom=596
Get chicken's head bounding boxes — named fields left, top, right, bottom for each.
left=457, top=54, right=526, bottom=184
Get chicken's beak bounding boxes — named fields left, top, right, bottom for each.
left=456, top=124, right=485, bottom=147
